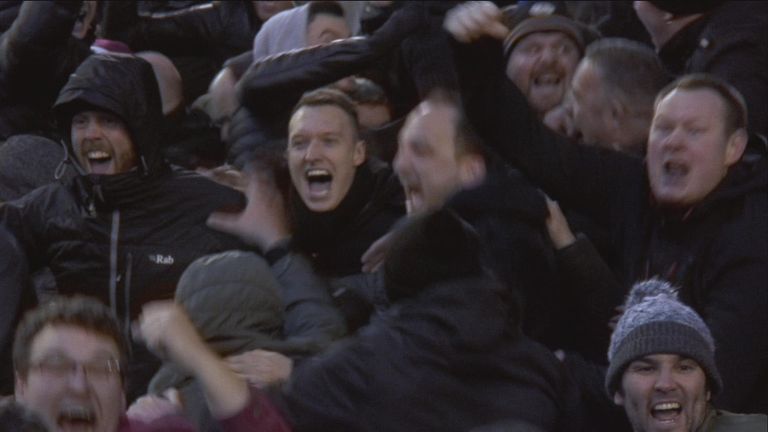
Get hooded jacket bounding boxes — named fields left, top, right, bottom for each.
left=0, top=54, right=244, bottom=325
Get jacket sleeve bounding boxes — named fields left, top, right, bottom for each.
left=216, top=388, right=292, bottom=432
left=238, top=4, right=429, bottom=116
left=0, top=0, right=82, bottom=84
left=0, top=225, right=29, bottom=394
left=100, top=1, right=248, bottom=59
left=270, top=250, right=347, bottom=352
left=452, top=38, right=645, bottom=226
left=701, top=216, right=768, bottom=412
left=555, top=234, right=625, bottom=357
left=238, top=37, right=374, bottom=116
left=0, top=192, right=48, bottom=271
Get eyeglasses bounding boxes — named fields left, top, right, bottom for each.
left=29, top=356, right=121, bottom=383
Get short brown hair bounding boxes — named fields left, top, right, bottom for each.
left=291, top=87, right=360, bottom=137
left=655, top=73, right=748, bottom=136
left=13, top=296, right=128, bottom=378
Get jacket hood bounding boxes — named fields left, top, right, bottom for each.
left=53, top=54, right=166, bottom=175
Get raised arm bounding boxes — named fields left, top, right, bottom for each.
left=137, top=302, right=292, bottom=431
left=443, top=2, right=644, bottom=224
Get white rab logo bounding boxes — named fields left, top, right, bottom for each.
left=149, top=254, right=175, bottom=265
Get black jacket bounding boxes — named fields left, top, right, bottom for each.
left=0, top=54, right=244, bottom=323
left=447, top=163, right=567, bottom=350
left=456, top=38, right=768, bottom=414
left=0, top=0, right=89, bottom=139
left=658, top=1, right=768, bottom=138
left=0, top=224, right=29, bottom=394
left=277, top=277, right=580, bottom=432
left=100, top=0, right=263, bottom=101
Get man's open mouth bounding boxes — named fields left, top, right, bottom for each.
left=306, top=168, right=332, bottom=197
left=403, top=184, right=423, bottom=213
left=86, top=150, right=113, bottom=175
left=662, top=160, right=689, bottom=183
left=651, top=401, right=682, bottom=422
left=533, top=72, right=563, bottom=88
left=58, top=405, right=96, bottom=431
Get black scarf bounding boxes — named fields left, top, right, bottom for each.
left=73, top=164, right=170, bottom=213
left=290, top=163, right=376, bottom=274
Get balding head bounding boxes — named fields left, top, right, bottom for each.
left=207, top=67, right=240, bottom=142
left=135, top=51, right=184, bottom=117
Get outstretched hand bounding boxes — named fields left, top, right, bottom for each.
left=207, top=165, right=290, bottom=252
left=226, top=349, right=293, bottom=389
left=443, top=1, right=509, bottom=43
left=135, top=301, right=207, bottom=371
left=126, top=389, right=183, bottom=423
left=361, top=231, right=395, bottom=273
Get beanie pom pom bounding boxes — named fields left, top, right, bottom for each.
left=624, top=278, right=678, bottom=309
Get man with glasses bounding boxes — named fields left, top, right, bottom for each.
left=12, top=296, right=289, bottom=432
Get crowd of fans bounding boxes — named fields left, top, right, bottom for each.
left=0, top=1, right=766, bottom=431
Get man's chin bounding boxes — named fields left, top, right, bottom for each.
left=528, top=91, right=563, bottom=115
left=302, top=194, right=341, bottom=213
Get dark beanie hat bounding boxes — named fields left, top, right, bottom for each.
left=502, top=1, right=596, bottom=59
left=647, top=1, right=725, bottom=16
left=605, top=279, right=722, bottom=396
left=383, top=209, right=483, bottom=303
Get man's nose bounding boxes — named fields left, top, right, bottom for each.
left=539, top=47, right=558, bottom=65
left=66, top=365, right=91, bottom=393
left=392, top=148, right=410, bottom=177
left=662, top=127, right=685, bottom=150
left=304, top=139, right=322, bottom=161
left=654, top=367, right=676, bottom=392
left=83, top=120, right=102, bottom=139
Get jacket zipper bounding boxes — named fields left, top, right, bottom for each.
left=109, top=210, right=121, bottom=317
left=124, top=253, right=133, bottom=333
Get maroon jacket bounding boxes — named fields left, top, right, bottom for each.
left=119, top=391, right=291, bottom=432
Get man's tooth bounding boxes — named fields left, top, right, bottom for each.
left=87, top=150, right=110, bottom=159
left=654, top=402, right=681, bottom=411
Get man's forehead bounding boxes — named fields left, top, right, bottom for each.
left=654, top=88, right=727, bottom=122
left=514, top=30, right=577, bottom=49
left=30, top=324, right=120, bottom=359
left=290, top=104, right=355, bottom=133
left=400, top=104, right=459, bottom=155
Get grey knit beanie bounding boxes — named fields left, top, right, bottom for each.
left=605, top=278, right=722, bottom=397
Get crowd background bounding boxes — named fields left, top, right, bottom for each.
left=0, top=1, right=766, bottom=431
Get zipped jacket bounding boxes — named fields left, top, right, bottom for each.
left=0, top=55, right=244, bottom=328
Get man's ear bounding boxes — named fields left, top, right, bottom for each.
left=610, top=96, right=628, bottom=129
left=458, top=154, right=486, bottom=189
left=353, top=139, right=366, bottom=166
left=724, top=128, right=748, bottom=166
left=613, top=391, right=625, bottom=406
